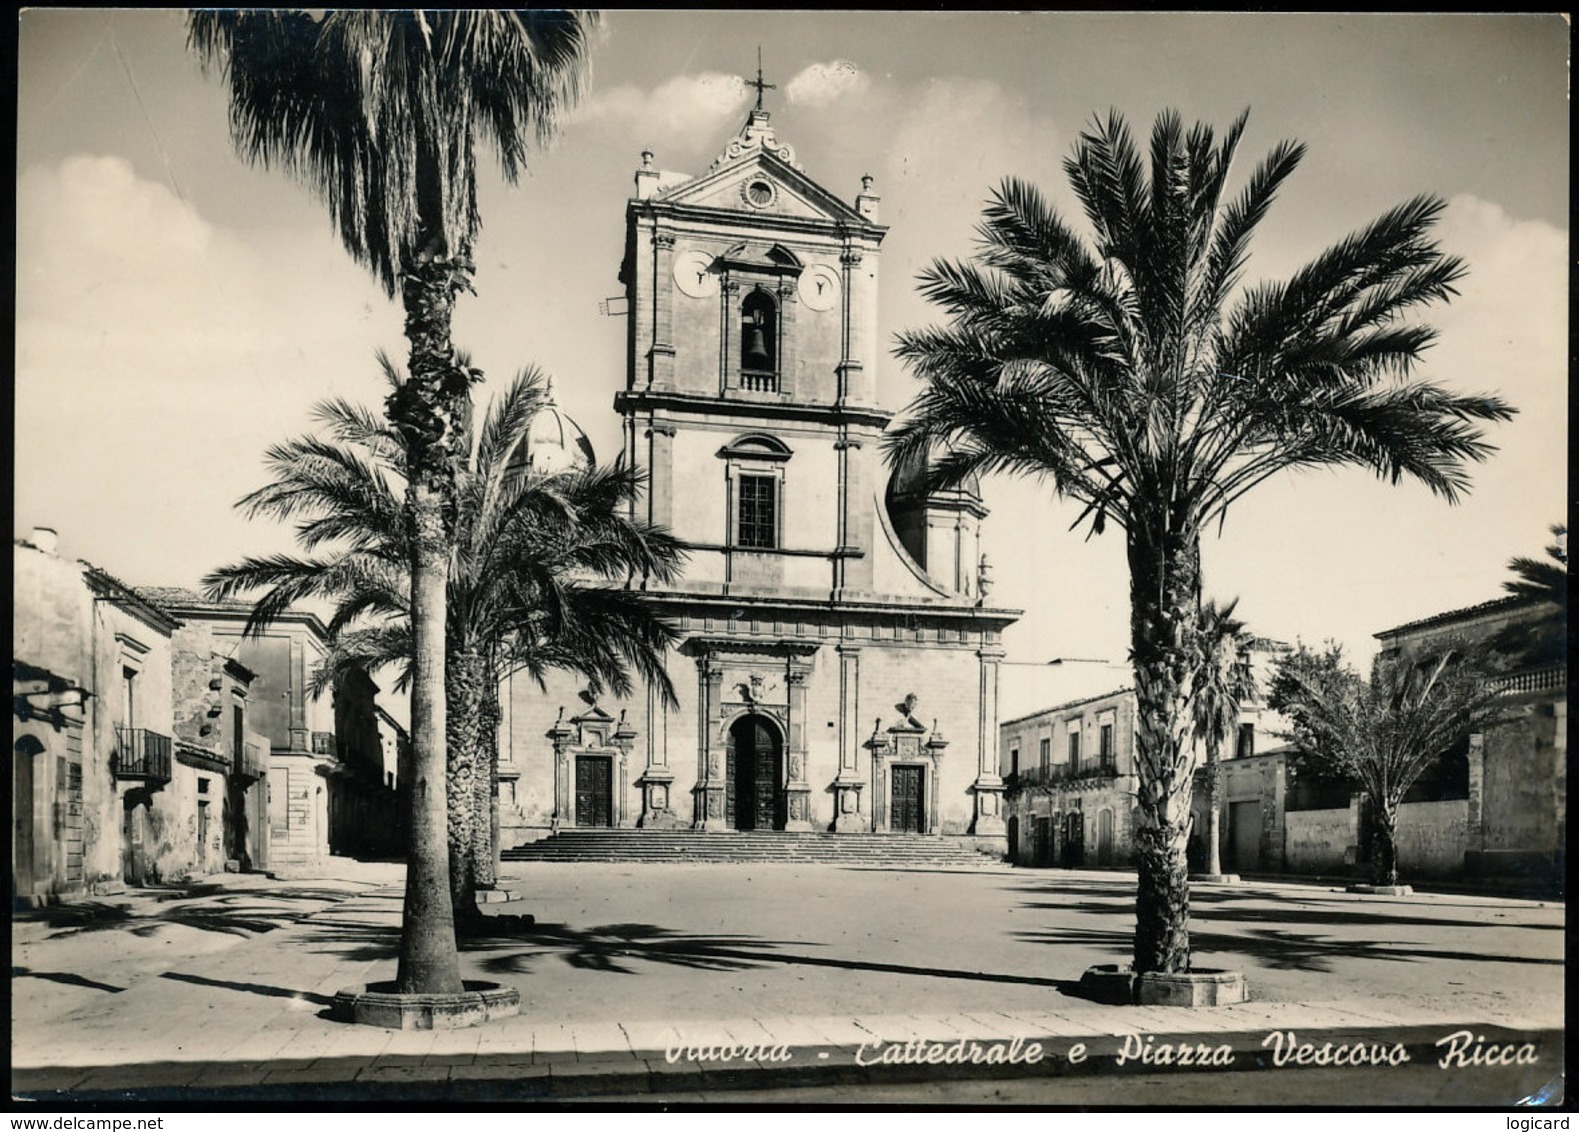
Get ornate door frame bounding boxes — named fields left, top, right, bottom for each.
left=865, top=712, right=948, bottom=835
left=687, top=637, right=818, bottom=831
left=548, top=702, right=637, bottom=831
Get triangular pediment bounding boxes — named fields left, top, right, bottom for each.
left=656, top=152, right=868, bottom=226
left=653, top=111, right=872, bottom=228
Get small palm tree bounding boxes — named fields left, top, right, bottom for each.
left=1191, top=598, right=1257, bottom=878
left=189, top=9, right=598, bottom=994
left=888, top=108, right=1514, bottom=974
left=1274, top=645, right=1507, bottom=886
left=205, top=364, right=683, bottom=919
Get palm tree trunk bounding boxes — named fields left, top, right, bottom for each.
left=1369, top=797, right=1401, bottom=886
left=1127, top=517, right=1203, bottom=976
left=394, top=480, right=464, bottom=994
left=387, top=252, right=475, bottom=994
left=473, top=677, right=501, bottom=892
left=447, top=649, right=484, bottom=917
left=1205, top=738, right=1223, bottom=877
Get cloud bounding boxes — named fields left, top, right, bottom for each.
left=15, top=154, right=396, bottom=585
left=579, top=72, right=750, bottom=147
left=786, top=60, right=869, bottom=108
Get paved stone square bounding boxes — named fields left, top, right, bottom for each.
left=10, top=860, right=1565, bottom=1102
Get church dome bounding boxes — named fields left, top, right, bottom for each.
left=514, top=379, right=595, bottom=474
left=885, top=442, right=983, bottom=505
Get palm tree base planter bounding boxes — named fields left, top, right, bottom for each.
left=1188, top=873, right=1241, bottom=884
left=1078, top=964, right=1247, bottom=1007
left=332, top=981, right=520, bottom=1030
left=1346, top=883, right=1414, bottom=896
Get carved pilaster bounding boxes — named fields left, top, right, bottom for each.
left=650, top=232, right=678, bottom=390
left=783, top=664, right=813, bottom=830
left=694, top=657, right=730, bottom=829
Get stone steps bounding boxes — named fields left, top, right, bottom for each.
left=501, top=829, right=1007, bottom=868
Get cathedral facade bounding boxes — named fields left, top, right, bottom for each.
left=497, top=107, right=1019, bottom=849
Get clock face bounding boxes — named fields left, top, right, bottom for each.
left=798, top=263, right=840, bottom=312
left=673, top=249, right=719, bottom=298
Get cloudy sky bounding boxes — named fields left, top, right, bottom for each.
left=15, top=12, right=1568, bottom=717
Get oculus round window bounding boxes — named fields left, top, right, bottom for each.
left=742, top=178, right=776, bottom=208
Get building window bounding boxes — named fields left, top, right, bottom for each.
left=736, top=473, right=778, bottom=549
left=122, top=667, right=137, bottom=728
left=740, top=290, right=778, bottom=390
left=1010, top=746, right=1020, bottom=776
left=1100, top=723, right=1115, bottom=770
left=1068, top=729, right=1081, bottom=773
left=1237, top=722, right=1255, bottom=759
left=1038, top=737, right=1050, bottom=772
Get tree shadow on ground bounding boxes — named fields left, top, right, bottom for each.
left=460, top=917, right=1079, bottom=990
left=294, top=916, right=402, bottom=963
left=1025, top=898, right=1564, bottom=934
left=158, top=969, right=335, bottom=1006
left=1015, top=923, right=1566, bottom=974
left=12, top=966, right=125, bottom=993
left=14, top=887, right=368, bottom=941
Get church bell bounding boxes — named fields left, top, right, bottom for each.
left=743, top=322, right=771, bottom=370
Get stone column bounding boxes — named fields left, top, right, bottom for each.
left=926, top=728, right=949, bottom=835
left=970, top=645, right=1007, bottom=840
left=719, top=279, right=740, bottom=395
left=646, top=423, right=676, bottom=534
left=783, top=663, right=813, bottom=830
left=649, top=233, right=677, bottom=390
left=836, top=248, right=864, bottom=405
left=865, top=722, right=890, bottom=832
left=613, top=712, right=637, bottom=828
left=832, top=645, right=866, bottom=831
left=776, top=280, right=798, bottom=398
left=693, top=656, right=729, bottom=830
left=288, top=637, right=309, bottom=752
left=547, top=711, right=576, bottom=831
left=1465, top=731, right=1486, bottom=864
left=637, top=682, right=680, bottom=828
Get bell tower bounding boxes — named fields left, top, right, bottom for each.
left=614, top=100, right=888, bottom=602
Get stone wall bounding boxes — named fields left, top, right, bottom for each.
left=1285, top=806, right=1353, bottom=874
left=1394, top=799, right=1468, bottom=877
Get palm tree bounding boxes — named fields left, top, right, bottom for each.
left=1495, top=523, right=1566, bottom=669
left=188, top=10, right=598, bottom=994
left=1191, top=598, right=1257, bottom=878
left=887, top=109, right=1514, bottom=974
left=204, top=364, right=683, bottom=920
left=1503, top=523, right=1567, bottom=606
left=1273, top=645, right=1506, bottom=886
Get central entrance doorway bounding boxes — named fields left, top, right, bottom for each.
left=575, top=755, right=614, bottom=827
left=726, top=715, right=783, bottom=831
left=890, top=764, right=925, bottom=833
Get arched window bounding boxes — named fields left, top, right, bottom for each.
left=740, top=289, right=778, bottom=389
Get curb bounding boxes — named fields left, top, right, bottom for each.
left=14, top=1023, right=1561, bottom=1101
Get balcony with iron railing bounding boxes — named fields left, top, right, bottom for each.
left=1008, top=760, right=1121, bottom=792
left=311, top=730, right=337, bottom=757
left=113, top=727, right=173, bottom=784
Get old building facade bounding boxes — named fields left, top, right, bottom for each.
left=11, top=529, right=404, bottom=903
left=1000, top=688, right=1138, bottom=868
left=138, top=589, right=402, bottom=871
left=500, top=107, right=1019, bottom=849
